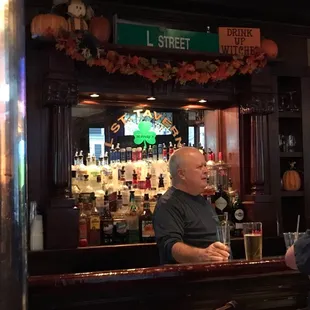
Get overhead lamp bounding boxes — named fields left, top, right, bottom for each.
left=90, top=93, right=99, bottom=98
left=198, top=99, right=207, bottom=103
left=147, top=96, right=156, bottom=101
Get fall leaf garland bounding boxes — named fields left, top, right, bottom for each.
left=55, top=31, right=268, bottom=85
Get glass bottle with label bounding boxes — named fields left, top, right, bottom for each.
left=126, top=190, right=139, bottom=243
left=88, top=194, right=101, bottom=246
left=79, top=203, right=88, bottom=247
left=139, top=194, right=155, bottom=243
left=158, top=174, right=165, bottom=191
left=212, top=184, right=230, bottom=216
left=100, top=192, right=114, bottom=245
left=113, top=192, right=128, bottom=244
left=231, top=193, right=245, bottom=237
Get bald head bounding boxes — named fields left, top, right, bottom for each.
left=169, top=147, right=204, bottom=182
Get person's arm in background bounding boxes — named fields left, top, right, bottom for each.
left=285, top=230, right=310, bottom=274
left=285, top=244, right=297, bottom=270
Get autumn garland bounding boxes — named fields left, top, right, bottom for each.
left=55, top=32, right=268, bottom=85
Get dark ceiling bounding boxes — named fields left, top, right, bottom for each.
left=95, top=0, right=310, bottom=26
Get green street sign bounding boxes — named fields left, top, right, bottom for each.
left=115, top=20, right=219, bottom=53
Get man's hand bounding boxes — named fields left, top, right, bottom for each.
left=198, top=242, right=230, bottom=262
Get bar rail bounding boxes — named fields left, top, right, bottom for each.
left=28, top=257, right=310, bottom=310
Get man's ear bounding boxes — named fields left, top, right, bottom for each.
left=178, top=168, right=185, bottom=180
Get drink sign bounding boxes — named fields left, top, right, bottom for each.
left=105, top=109, right=182, bottom=147
left=218, top=27, right=261, bottom=56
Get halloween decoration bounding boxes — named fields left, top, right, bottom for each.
left=282, top=162, right=301, bottom=191
left=89, top=16, right=111, bottom=43
left=261, top=38, right=278, bottom=58
left=31, top=13, right=68, bottom=38
left=67, top=0, right=88, bottom=32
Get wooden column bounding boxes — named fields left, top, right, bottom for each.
left=45, top=81, right=77, bottom=198
left=250, top=114, right=265, bottom=195
left=43, top=52, right=80, bottom=249
left=239, top=73, right=277, bottom=235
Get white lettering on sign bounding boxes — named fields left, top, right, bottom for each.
left=158, top=35, right=190, bottom=50
left=105, top=109, right=183, bottom=147
left=146, top=31, right=191, bottom=50
left=146, top=30, right=154, bottom=47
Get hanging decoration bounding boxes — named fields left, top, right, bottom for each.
left=30, top=2, right=272, bottom=86
left=54, top=31, right=267, bottom=85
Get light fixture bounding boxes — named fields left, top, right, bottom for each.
left=147, top=84, right=156, bottom=101
left=198, top=99, right=207, bottom=103
left=90, top=93, right=99, bottom=98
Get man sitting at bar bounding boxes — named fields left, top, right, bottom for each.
left=153, top=147, right=230, bottom=264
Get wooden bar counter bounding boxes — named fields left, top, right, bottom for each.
left=28, top=256, right=310, bottom=310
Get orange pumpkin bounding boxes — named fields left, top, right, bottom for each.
left=282, top=162, right=301, bottom=191
left=89, top=16, right=111, bottom=43
left=31, top=14, right=68, bottom=39
left=261, top=38, right=278, bottom=58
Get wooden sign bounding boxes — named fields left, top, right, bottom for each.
left=218, top=27, right=261, bottom=56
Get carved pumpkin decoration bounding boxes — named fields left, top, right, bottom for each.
left=89, top=16, right=111, bottom=43
left=282, top=162, right=301, bottom=191
left=261, top=38, right=278, bottom=58
left=31, top=14, right=68, bottom=38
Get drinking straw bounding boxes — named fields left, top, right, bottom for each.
left=223, top=212, right=228, bottom=245
left=295, top=214, right=300, bottom=240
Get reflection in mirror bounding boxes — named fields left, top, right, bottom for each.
left=71, top=103, right=209, bottom=247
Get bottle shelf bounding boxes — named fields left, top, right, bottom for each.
left=280, top=152, right=303, bottom=158
left=278, top=111, right=302, bottom=119
left=281, top=191, right=304, bottom=197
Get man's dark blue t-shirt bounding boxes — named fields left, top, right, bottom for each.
left=153, top=187, right=218, bottom=265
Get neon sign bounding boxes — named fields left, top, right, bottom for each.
left=105, top=109, right=182, bottom=147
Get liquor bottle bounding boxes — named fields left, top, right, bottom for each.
left=139, top=193, right=155, bottom=243
left=231, top=193, right=245, bottom=237
left=79, top=201, right=88, bottom=247
left=115, top=143, right=121, bottom=163
left=152, top=144, right=157, bottom=160
left=158, top=174, right=165, bottom=191
left=142, top=146, right=147, bottom=160
left=120, top=147, right=126, bottom=163
left=113, top=191, right=128, bottom=244
left=132, top=170, right=138, bottom=189
left=116, top=191, right=123, bottom=211
left=132, top=147, right=137, bottom=162
left=148, top=145, right=153, bottom=160
left=145, top=173, right=151, bottom=190
left=212, top=184, right=231, bottom=216
left=110, top=144, right=115, bottom=164
left=136, top=147, right=142, bottom=161
left=168, top=141, right=174, bottom=159
left=103, top=152, right=109, bottom=166
left=88, top=193, right=101, bottom=246
left=162, top=143, right=167, bottom=161
left=100, top=191, right=113, bottom=245
left=157, top=144, right=163, bottom=160
left=126, top=147, right=132, bottom=162
left=127, top=190, right=139, bottom=243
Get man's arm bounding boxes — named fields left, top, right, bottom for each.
left=172, top=241, right=229, bottom=263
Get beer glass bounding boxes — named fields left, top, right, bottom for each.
left=283, top=232, right=305, bottom=250
left=243, top=222, right=263, bottom=260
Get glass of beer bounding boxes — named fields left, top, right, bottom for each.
left=243, top=222, right=263, bottom=260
